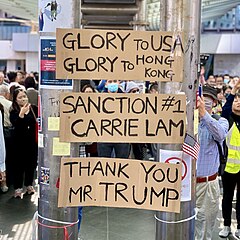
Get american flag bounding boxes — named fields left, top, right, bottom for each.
left=182, top=133, right=200, bottom=160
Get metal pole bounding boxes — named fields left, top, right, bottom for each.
left=81, top=6, right=139, bottom=15
left=38, top=0, right=80, bottom=239
left=131, top=0, right=147, bottom=94
left=155, top=0, right=201, bottom=239
left=133, top=0, right=147, bottom=31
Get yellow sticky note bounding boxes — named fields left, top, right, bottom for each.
left=194, top=110, right=199, bottom=135
left=48, top=117, right=60, bottom=131
left=52, top=137, right=70, bottom=156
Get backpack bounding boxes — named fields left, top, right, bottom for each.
left=212, top=114, right=228, bottom=176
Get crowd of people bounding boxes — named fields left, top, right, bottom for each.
left=0, top=70, right=39, bottom=198
left=0, top=69, right=239, bottom=239
left=196, top=73, right=240, bottom=239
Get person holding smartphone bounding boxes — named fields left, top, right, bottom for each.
left=195, top=85, right=229, bottom=240
left=10, top=88, right=38, bottom=198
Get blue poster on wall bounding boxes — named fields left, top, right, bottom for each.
left=40, top=38, right=73, bottom=89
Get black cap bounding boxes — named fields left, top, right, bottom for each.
left=203, top=85, right=218, bottom=100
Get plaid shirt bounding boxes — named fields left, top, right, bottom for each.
left=197, top=112, right=229, bottom=177
left=79, top=145, right=86, bottom=158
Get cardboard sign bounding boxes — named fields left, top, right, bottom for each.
left=58, top=157, right=181, bottom=213
left=59, top=93, right=186, bottom=143
left=56, top=29, right=183, bottom=81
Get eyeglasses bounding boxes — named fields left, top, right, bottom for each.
left=131, top=89, right=139, bottom=93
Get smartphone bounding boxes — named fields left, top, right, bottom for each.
left=198, top=84, right=202, bottom=98
left=196, top=84, right=202, bottom=109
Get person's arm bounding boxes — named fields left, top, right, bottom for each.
left=222, top=95, right=234, bottom=120
left=197, top=96, right=229, bottom=142
left=201, top=112, right=229, bottom=142
left=10, top=110, right=19, bottom=127
left=10, top=104, right=30, bottom=127
left=222, top=79, right=240, bottom=119
left=96, top=80, right=106, bottom=92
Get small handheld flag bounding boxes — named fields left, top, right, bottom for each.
left=182, top=133, right=200, bottom=160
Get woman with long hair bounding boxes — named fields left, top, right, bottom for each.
left=10, top=88, right=38, bottom=198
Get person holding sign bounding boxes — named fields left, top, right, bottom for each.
left=97, top=79, right=130, bottom=159
left=195, top=85, right=229, bottom=240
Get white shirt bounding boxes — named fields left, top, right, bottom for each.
left=0, top=96, right=12, bottom=127
left=0, top=113, right=6, bottom=172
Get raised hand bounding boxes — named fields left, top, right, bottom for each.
left=232, top=78, right=240, bottom=95
left=19, top=103, right=30, bottom=118
left=197, top=96, right=206, bottom=118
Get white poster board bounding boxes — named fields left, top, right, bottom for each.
left=39, top=0, right=72, bottom=32
left=160, top=149, right=192, bottom=202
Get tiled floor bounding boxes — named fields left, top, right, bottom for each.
left=79, top=207, right=155, bottom=240
left=0, top=186, right=38, bottom=240
left=0, top=184, right=238, bottom=240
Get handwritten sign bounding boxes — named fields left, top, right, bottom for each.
left=56, top=29, right=183, bottom=81
left=59, top=93, right=186, bottom=143
left=58, top=157, right=181, bottom=213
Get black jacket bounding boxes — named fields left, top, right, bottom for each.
left=221, top=94, right=240, bottom=131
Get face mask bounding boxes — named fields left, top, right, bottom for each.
left=224, top=79, right=229, bottom=84
left=107, top=83, right=118, bottom=93
left=205, top=98, right=213, bottom=111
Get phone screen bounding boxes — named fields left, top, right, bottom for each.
left=198, top=84, right=202, bottom=97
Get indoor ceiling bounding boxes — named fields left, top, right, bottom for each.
left=0, top=0, right=239, bottom=27
left=147, top=0, right=240, bottom=30
left=0, top=0, right=37, bottom=22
